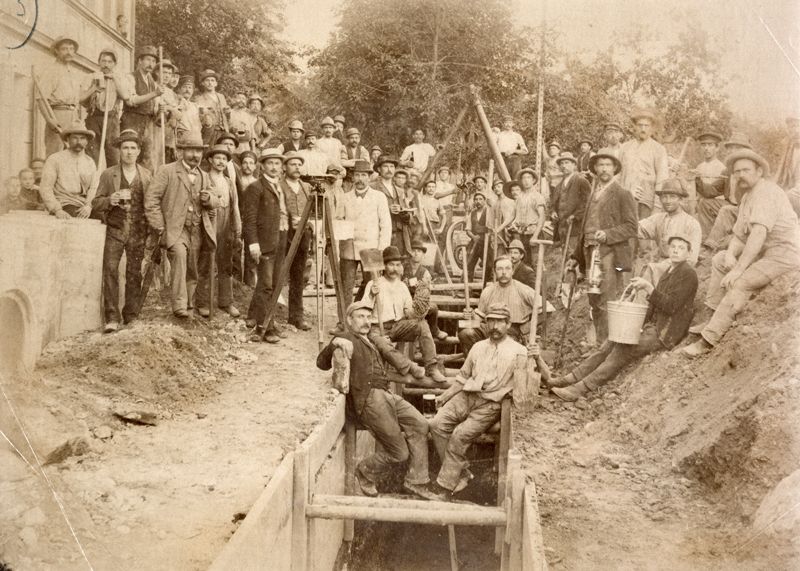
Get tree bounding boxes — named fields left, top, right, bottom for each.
left=136, top=0, right=297, bottom=99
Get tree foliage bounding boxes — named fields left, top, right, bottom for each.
left=136, top=0, right=297, bottom=98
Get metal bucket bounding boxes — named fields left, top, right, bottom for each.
left=607, top=285, right=648, bottom=344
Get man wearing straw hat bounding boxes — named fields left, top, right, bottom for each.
left=340, top=127, right=370, bottom=169
left=279, top=119, right=306, bottom=154
left=144, top=136, right=218, bottom=319
left=551, top=234, right=698, bottom=401
left=91, top=129, right=152, bottom=331
left=38, top=122, right=97, bottom=219
left=35, top=36, right=84, bottom=157
left=684, top=150, right=800, bottom=357
left=81, top=47, right=128, bottom=166
left=619, top=108, right=669, bottom=219
left=565, top=150, right=638, bottom=345
left=120, top=46, right=165, bottom=171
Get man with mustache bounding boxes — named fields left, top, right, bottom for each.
left=120, top=45, right=166, bottom=171
left=144, top=136, right=219, bottom=318
left=36, top=36, right=84, bottom=157
left=81, top=47, right=129, bottom=166
left=618, top=109, right=669, bottom=219
left=38, top=122, right=98, bottom=219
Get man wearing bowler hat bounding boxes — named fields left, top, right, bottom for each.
left=361, top=246, right=447, bottom=383
left=507, top=239, right=537, bottom=290
left=91, top=130, right=153, bottom=331
left=39, top=122, right=98, bottom=219
left=566, top=150, right=637, bottom=345
left=372, top=155, right=414, bottom=256
left=120, top=45, right=166, bottom=171
left=279, top=119, right=306, bottom=154
left=81, top=47, right=128, bottom=166
left=619, top=108, right=669, bottom=219
left=144, top=136, right=219, bottom=319
left=36, top=36, right=85, bottom=157
left=576, top=137, right=595, bottom=178
left=684, top=150, right=800, bottom=357
left=550, top=150, right=590, bottom=244
left=242, top=149, right=289, bottom=342
left=692, top=130, right=728, bottom=237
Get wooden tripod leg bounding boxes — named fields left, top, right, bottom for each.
left=323, top=194, right=347, bottom=325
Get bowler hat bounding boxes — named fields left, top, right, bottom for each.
left=52, top=36, right=79, bottom=54
left=215, top=132, right=238, bottom=145
left=503, top=180, right=522, bottom=199
left=198, top=69, right=218, bottom=82
left=176, top=136, right=206, bottom=150
left=382, top=246, right=406, bottom=263
left=283, top=151, right=305, bottom=165
left=588, top=150, right=622, bottom=175
left=696, top=131, right=723, bottom=144
left=258, top=148, right=284, bottom=163
left=373, top=155, right=399, bottom=172
left=345, top=127, right=360, bottom=137
left=61, top=121, right=95, bottom=140
left=556, top=151, right=577, bottom=165
left=656, top=178, right=688, bottom=197
left=136, top=45, right=158, bottom=60
left=288, top=119, right=305, bottom=132
left=517, top=167, right=539, bottom=182
left=630, top=108, right=657, bottom=123
left=320, top=116, right=335, bottom=128
left=98, top=47, right=118, bottom=63
left=334, top=115, right=346, bottom=124
left=726, top=149, right=770, bottom=177
left=484, top=302, right=511, bottom=321
left=113, top=129, right=140, bottom=147
left=205, top=144, right=231, bottom=161
left=410, top=240, right=428, bottom=253
left=508, top=239, right=525, bottom=253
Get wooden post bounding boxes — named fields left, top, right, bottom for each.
left=469, top=85, right=511, bottom=182
left=500, top=451, right=522, bottom=569
left=291, top=445, right=310, bottom=571
left=495, top=404, right=513, bottom=554
left=507, top=468, right=525, bottom=571
left=417, top=105, right=470, bottom=191
left=448, top=525, right=459, bottom=571
left=344, top=421, right=356, bottom=542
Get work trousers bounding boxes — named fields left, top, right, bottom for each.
left=340, top=259, right=373, bottom=310
left=466, top=234, right=494, bottom=283
left=369, top=318, right=437, bottom=368
left=458, top=323, right=523, bottom=356
left=703, top=204, right=738, bottom=251
left=86, top=110, right=120, bottom=166
left=701, top=249, right=796, bottom=346
left=358, top=389, right=430, bottom=486
left=696, top=197, right=726, bottom=238
left=503, top=154, right=521, bottom=180
left=167, top=224, right=213, bottom=313
left=288, top=226, right=310, bottom=324
left=246, top=232, right=287, bottom=330
left=425, top=303, right=443, bottom=338
left=102, top=230, right=146, bottom=324
left=585, top=247, right=625, bottom=345
left=430, top=392, right=501, bottom=490
left=45, top=108, right=77, bottom=157
left=198, top=205, right=232, bottom=310
left=570, top=325, right=662, bottom=390
left=120, top=112, right=154, bottom=171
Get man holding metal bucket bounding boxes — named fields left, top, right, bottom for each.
left=551, top=234, right=698, bottom=401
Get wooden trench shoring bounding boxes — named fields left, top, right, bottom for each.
left=208, top=395, right=548, bottom=571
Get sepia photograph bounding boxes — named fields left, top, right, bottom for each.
left=0, top=0, right=798, bottom=569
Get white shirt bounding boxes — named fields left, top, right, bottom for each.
left=400, top=142, right=436, bottom=172
left=496, top=130, right=528, bottom=155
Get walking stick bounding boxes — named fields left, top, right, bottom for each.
left=554, top=218, right=574, bottom=301
left=555, top=269, right=578, bottom=369
left=318, top=193, right=326, bottom=349
left=85, top=76, right=112, bottom=206
left=158, top=46, right=166, bottom=168
left=528, top=239, right=553, bottom=400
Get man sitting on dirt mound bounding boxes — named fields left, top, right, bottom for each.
left=683, top=150, right=800, bottom=357
left=316, top=301, right=441, bottom=500
left=550, top=234, right=698, bottom=401
left=429, top=303, right=528, bottom=497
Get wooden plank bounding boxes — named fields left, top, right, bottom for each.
left=499, top=451, right=521, bottom=561
left=522, top=484, right=548, bottom=571
left=308, top=396, right=346, bottom=476
left=448, top=525, right=459, bottom=571
left=507, top=469, right=525, bottom=571
left=343, top=421, right=356, bottom=542
left=495, top=400, right=513, bottom=554
left=314, top=495, right=503, bottom=513
left=291, top=445, right=310, bottom=571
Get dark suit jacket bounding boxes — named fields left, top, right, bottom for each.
left=572, top=181, right=637, bottom=272
left=144, top=161, right=218, bottom=248
left=317, top=332, right=391, bottom=420
left=242, top=175, right=283, bottom=255
left=512, top=261, right=536, bottom=290
left=645, top=261, right=698, bottom=349
left=552, top=173, right=590, bottom=223
left=92, top=164, right=152, bottom=241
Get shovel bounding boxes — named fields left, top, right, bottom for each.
left=359, top=248, right=386, bottom=335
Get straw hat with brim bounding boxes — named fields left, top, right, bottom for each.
left=353, top=160, right=372, bottom=173
left=288, top=120, right=305, bottom=132
left=484, top=303, right=511, bottom=321
left=374, top=155, right=399, bottom=172
left=556, top=152, right=578, bottom=166
left=61, top=123, right=95, bottom=140
left=52, top=36, right=79, bottom=53
left=630, top=108, right=657, bottom=123
left=199, top=69, right=218, bottom=82
left=334, top=115, right=346, bottom=124
left=503, top=181, right=522, bottom=199
left=696, top=131, right=723, bottom=144
left=668, top=234, right=693, bottom=249
left=588, top=152, right=622, bottom=175
left=382, top=246, right=406, bottom=263
left=655, top=178, right=688, bottom=197
left=726, top=150, right=770, bottom=177
left=283, top=151, right=304, bottom=165
left=321, top=116, right=335, bottom=128
left=258, top=149, right=284, bottom=163
left=346, top=300, right=372, bottom=317
left=517, top=168, right=539, bottom=182
left=410, top=240, right=428, bottom=253
left=113, top=129, right=140, bottom=148
left=177, top=136, right=206, bottom=150
left=508, top=239, right=525, bottom=253
left=205, top=144, right=231, bottom=161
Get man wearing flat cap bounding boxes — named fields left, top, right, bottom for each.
left=566, top=150, right=638, bottom=345
left=81, top=47, right=130, bottom=166
left=39, top=122, right=98, bottom=220
left=120, top=46, right=166, bottom=171
left=619, top=108, right=669, bottom=219
left=576, top=138, right=595, bottom=178
left=91, top=130, right=152, bottom=331
left=35, top=36, right=85, bottom=157
left=194, top=69, right=231, bottom=146
left=684, top=150, right=800, bottom=357
left=401, top=129, right=437, bottom=173
left=144, top=136, right=219, bottom=319
left=544, top=140, right=563, bottom=199
left=692, top=130, right=728, bottom=237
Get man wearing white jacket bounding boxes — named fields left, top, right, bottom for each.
left=336, top=160, right=392, bottom=312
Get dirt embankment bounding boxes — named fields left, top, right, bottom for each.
left=521, top=267, right=800, bottom=570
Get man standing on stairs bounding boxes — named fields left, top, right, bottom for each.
left=316, top=301, right=441, bottom=501
left=683, top=150, right=800, bottom=357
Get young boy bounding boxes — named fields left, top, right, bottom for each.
left=404, top=240, right=448, bottom=341
left=419, top=180, right=445, bottom=237
left=18, top=168, right=43, bottom=210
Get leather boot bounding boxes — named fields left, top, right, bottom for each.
left=548, top=373, right=577, bottom=388
left=552, top=380, right=589, bottom=402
